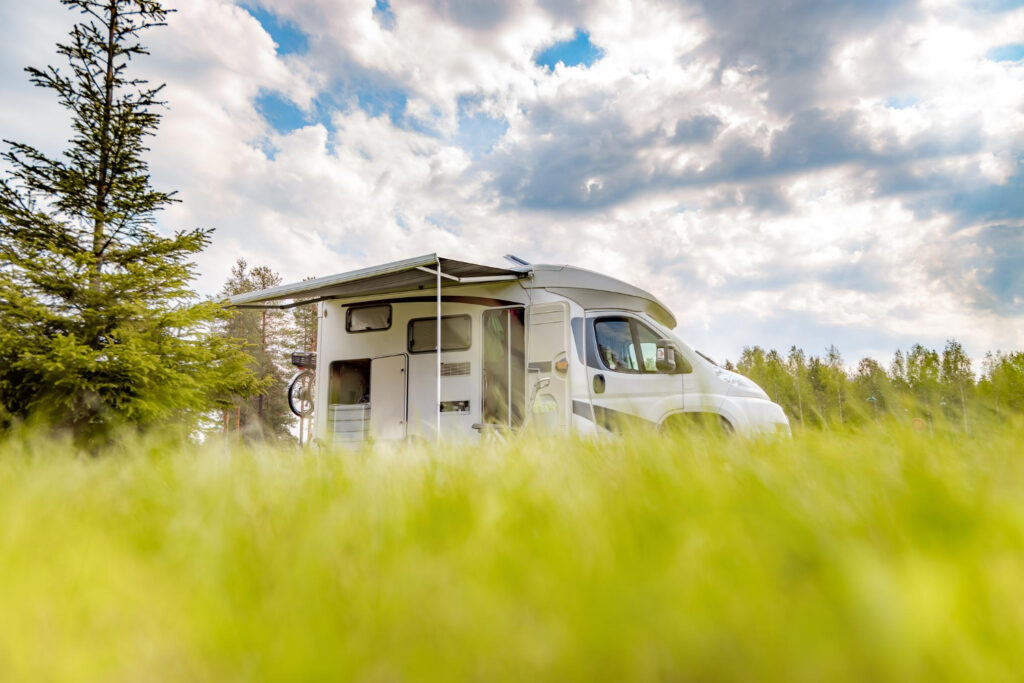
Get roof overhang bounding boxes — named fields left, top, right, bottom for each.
left=226, top=254, right=528, bottom=309
left=524, top=264, right=677, bottom=328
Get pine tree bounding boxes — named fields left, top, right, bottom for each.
left=0, top=0, right=258, bottom=444
left=216, top=259, right=294, bottom=441
left=291, top=282, right=319, bottom=355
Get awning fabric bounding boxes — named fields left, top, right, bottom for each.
left=227, top=254, right=527, bottom=309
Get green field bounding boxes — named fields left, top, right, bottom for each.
left=1, top=423, right=1023, bottom=681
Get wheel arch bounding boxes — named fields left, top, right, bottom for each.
left=659, top=410, right=734, bottom=433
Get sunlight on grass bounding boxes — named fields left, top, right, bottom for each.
left=1, top=423, right=1022, bottom=680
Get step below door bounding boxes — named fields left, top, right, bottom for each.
left=370, top=354, right=407, bottom=440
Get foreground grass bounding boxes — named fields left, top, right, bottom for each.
left=1, top=424, right=1023, bottom=681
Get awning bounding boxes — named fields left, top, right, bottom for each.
left=227, top=254, right=528, bottom=309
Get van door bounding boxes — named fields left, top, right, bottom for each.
left=370, top=354, right=407, bottom=440
left=587, top=315, right=685, bottom=430
left=526, top=302, right=571, bottom=432
left=481, top=307, right=526, bottom=428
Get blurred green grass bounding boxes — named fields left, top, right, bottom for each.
left=1, top=423, right=1023, bottom=681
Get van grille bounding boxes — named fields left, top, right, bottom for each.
left=441, top=362, right=470, bottom=376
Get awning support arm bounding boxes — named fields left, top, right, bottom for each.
left=416, top=266, right=521, bottom=284
left=436, top=258, right=442, bottom=440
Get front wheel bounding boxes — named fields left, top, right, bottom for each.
left=660, top=412, right=734, bottom=436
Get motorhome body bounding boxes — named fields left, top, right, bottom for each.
left=228, top=254, right=789, bottom=445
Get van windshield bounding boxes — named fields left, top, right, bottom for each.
left=694, top=350, right=718, bottom=367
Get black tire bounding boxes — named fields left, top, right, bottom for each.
left=661, top=412, right=733, bottom=436
left=287, top=370, right=315, bottom=418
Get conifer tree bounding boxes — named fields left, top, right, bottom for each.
left=292, top=286, right=318, bottom=356
left=217, top=259, right=294, bottom=441
left=0, top=0, right=258, bottom=443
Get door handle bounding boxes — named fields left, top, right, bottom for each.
left=593, top=374, right=606, bottom=394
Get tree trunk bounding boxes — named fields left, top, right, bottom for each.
left=92, top=1, right=119, bottom=287
left=257, top=309, right=267, bottom=425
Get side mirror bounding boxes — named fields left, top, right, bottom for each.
left=656, top=340, right=677, bottom=373
left=656, top=340, right=693, bottom=374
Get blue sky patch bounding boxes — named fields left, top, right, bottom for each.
left=535, top=29, right=604, bottom=70
left=243, top=4, right=308, bottom=55
left=373, top=0, right=396, bottom=30
left=455, top=96, right=508, bottom=157
left=975, top=224, right=1024, bottom=312
left=966, top=0, right=1024, bottom=11
left=425, top=213, right=461, bottom=235
left=987, top=44, right=1024, bottom=62
left=290, top=83, right=437, bottom=136
left=885, top=95, right=919, bottom=109
left=256, top=91, right=308, bottom=134
left=948, top=166, right=1024, bottom=224
left=356, top=87, right=407, bottom=124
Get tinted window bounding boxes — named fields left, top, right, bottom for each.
left=346, top=304, right=391, bottom=332
left=594, top=319, right=641, bottom=373
left=408, top=315, right=472, bottom=353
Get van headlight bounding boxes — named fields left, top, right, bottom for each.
left=714, top=368, right=769, bottom=400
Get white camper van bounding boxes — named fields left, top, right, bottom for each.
left=229, top=254, right=790, bottom=445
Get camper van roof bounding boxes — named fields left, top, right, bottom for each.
left=227, top=254, right=676, bottom=328
left=523, top=263, right=676, bottom=328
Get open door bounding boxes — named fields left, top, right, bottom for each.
left=481, top=307, right=526, bottom=428
left=527, top=302, right=571, bottom=432
left=370, top=354, right=407, bottom=440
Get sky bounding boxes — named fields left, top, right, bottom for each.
left=1, top=0, right=1022, bottom=368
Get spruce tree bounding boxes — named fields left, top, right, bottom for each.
left=0, top=0, right=257, bottom=443
left=217, top=259, right=294, bottom=441
left=291, top=283, right=319, bottom=356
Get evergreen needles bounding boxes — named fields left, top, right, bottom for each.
left=0, top=0, right=258, bottom=444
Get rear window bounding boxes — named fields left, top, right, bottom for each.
left=408, top=315, right=472, bottom=353
left=346, top=304, right=391, bottom=332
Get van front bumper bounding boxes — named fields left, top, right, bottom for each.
left=722, top=397, right=791, bottom=436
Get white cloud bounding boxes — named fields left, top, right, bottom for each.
left=1, top=0, right=1022, bottom=365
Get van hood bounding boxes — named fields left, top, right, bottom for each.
left=712, top=367, right=770, bottom=400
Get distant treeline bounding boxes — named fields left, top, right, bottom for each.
left=723, top=341, right=1024, bottom=429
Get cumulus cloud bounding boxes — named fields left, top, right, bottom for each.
left=2, top=0, right=1022, bottom=364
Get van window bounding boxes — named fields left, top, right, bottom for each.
left=594, top=317, right=678, bottom=374
left=408, top=315, right=472, bottom=353
left=346, top=304, right=391, bottom=332
left=634, top=322, right=662, bottom=372
left=594, top=319, right=641, bottom=373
